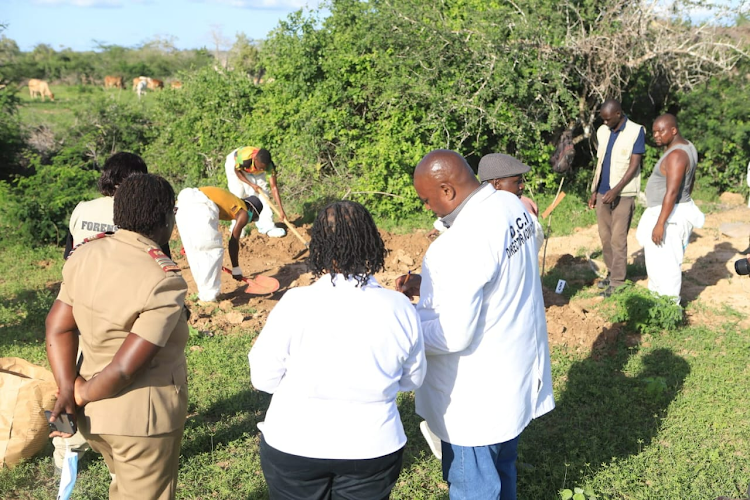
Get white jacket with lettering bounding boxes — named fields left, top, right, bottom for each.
left=415, top=185, right=555, bottom=446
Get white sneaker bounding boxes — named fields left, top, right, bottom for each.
left=420, top=420, right=442, bottom=460
left=264, top=227, right=286, bottom=238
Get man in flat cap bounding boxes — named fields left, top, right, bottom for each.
left=479, top=153, right=544, bottom=253
left=398, top=150, right=554, bottom=500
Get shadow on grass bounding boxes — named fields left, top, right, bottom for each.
left=0, top=286, right=57, bottom=350
left=519, top=328, right=690, bottom=496
left=541, top=255, right=598, bottom=306
left=181, top=388, right=272, bottom=460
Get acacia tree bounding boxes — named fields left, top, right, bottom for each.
left=560, top=0, right=749, bottom=141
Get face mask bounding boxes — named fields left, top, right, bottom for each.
left=56, top=447, right=78, bottom=500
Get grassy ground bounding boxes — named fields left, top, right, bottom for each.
left=4, top=91, right=749, bottom=497
left=15, top=83, right=156, bottom=132
left=2, top=233, right=750, bottom=500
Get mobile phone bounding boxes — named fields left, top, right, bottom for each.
left=44, top=410, right=77, bottom=435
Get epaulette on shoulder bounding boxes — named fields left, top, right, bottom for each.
left=147, top=248, right=181, bottom=274
left=66, top=232, right=112, bottom=260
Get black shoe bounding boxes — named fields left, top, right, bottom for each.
left=597, top=278, right=610, bottom=289
left=599, top=285, right=614, bottom=298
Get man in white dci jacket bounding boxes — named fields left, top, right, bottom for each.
left=397, top=150, right=555, bottom=500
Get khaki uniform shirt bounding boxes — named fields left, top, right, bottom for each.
left=57, top=229, right=189, bottom=436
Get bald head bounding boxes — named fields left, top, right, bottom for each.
left=413, top=149, right=480, bottom=218
left=654, top=113, right=677, bottom=129
left=652, top=113, right=682, bottom=148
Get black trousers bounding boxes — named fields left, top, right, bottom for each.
left=259, top=434, right=404, bottom=500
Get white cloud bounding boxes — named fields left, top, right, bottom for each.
left=32, top=0, right=123, bottom=6
left=203, top=0, right=321, bottom=9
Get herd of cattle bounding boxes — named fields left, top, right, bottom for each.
left=28, top=75, right=183, bottom=101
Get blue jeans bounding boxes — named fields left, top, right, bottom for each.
left=441, top=436, right=520, bottom=500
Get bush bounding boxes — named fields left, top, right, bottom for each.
left=602, top=283, right=685, bottom=334
left=0, top=155, right=98, bottom=246
left=676, top=68, right=750, bottom=196
left=0, top=82, right=26, bottom=181
left=68, top=93, right=152, bottom=163
left=144, top=66, right=260, bottom=188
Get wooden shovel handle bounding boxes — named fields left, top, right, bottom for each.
left=253, top=190, right=309, bottom=247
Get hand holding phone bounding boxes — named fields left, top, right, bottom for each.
left=45, top=410, right=77, bottom=436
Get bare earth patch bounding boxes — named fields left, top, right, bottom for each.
left=176, top=202, right=750, bottom=350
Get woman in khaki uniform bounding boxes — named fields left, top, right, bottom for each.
left=46, top=173, right=189, bottom=500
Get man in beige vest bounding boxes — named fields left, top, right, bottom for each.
left=588, top=99, right=646, bottom=296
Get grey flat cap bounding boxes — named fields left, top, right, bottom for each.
left=478, top=153, right=531, bottom=181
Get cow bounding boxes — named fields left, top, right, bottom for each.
left=169, top=81, right=182, bottom=89
left=147, top=78, right=164, bottom=90
left=132, top=76, right=149, bottom=91
left=28, top=79, right=54, bottom=101
left=136, top=79, right=148, bottom=98
left=104, top=75, right=124, bottom=89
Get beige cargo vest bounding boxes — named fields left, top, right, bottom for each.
left=590, top=119, right=644, bottom=197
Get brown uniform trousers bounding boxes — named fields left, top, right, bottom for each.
left=58, top=229, right=189, bottom=500
left=595, top=193, right=635, bottom=288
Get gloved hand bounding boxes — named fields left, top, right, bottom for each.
left=231, top=266, right=244, bottom=281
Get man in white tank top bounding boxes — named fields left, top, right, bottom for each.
left=635, top=114, right=704, bottom=304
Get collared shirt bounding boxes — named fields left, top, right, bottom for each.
left=439, top=183, right=483, bottom=229
left=57, top=229, right=189, bottom=436
left=415, top=186, right=554, bottom=447
left=249, top=274, right=426, bottom=459
left=598, top=117, right=646, bottom=194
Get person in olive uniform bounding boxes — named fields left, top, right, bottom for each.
left=46, top=173, right=189, bottom=500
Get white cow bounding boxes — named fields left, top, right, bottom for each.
left=136, top=79, right=148, bottom=98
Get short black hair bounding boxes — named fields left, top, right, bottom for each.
left=98, top=152, right=149, bottom=196
left=308, top=201, right=386, bottom=286
left=114, top=173, right=175, bottom=238
left=255, top=148, right=272, bottom=167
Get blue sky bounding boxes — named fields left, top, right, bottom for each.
left=2, top=0, right=323, bottom=52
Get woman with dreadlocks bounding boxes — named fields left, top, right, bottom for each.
left=249, top=200, right=426, bottom=499
left=46, top=174, right=189, bottom=499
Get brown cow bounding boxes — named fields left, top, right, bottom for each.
left=169, top=81, right=182, bottom=89
left=104, top=75, right=124, bottom=89
left=147, top=78, right=164, bottom=90
left=28, top=79, right=54, bottom=101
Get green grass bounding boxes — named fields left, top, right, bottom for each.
left=534, top=192, right=598, bottom=237
left=16, top=84, right=157, bottom=133
left=2, top=237, right=750, bottom=499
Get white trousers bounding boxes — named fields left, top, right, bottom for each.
left=636, top=203, right=703, bottom=303
left=224, top=150, right=276, bottom=234
left=641, top=222, right=689, bottom=301
left=175, top=188, right=224, bottom=302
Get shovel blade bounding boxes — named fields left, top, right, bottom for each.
left=244, top=275, right=280, bottom=295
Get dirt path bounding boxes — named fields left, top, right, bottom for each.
left=176, top=198, right=750, bottom=351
